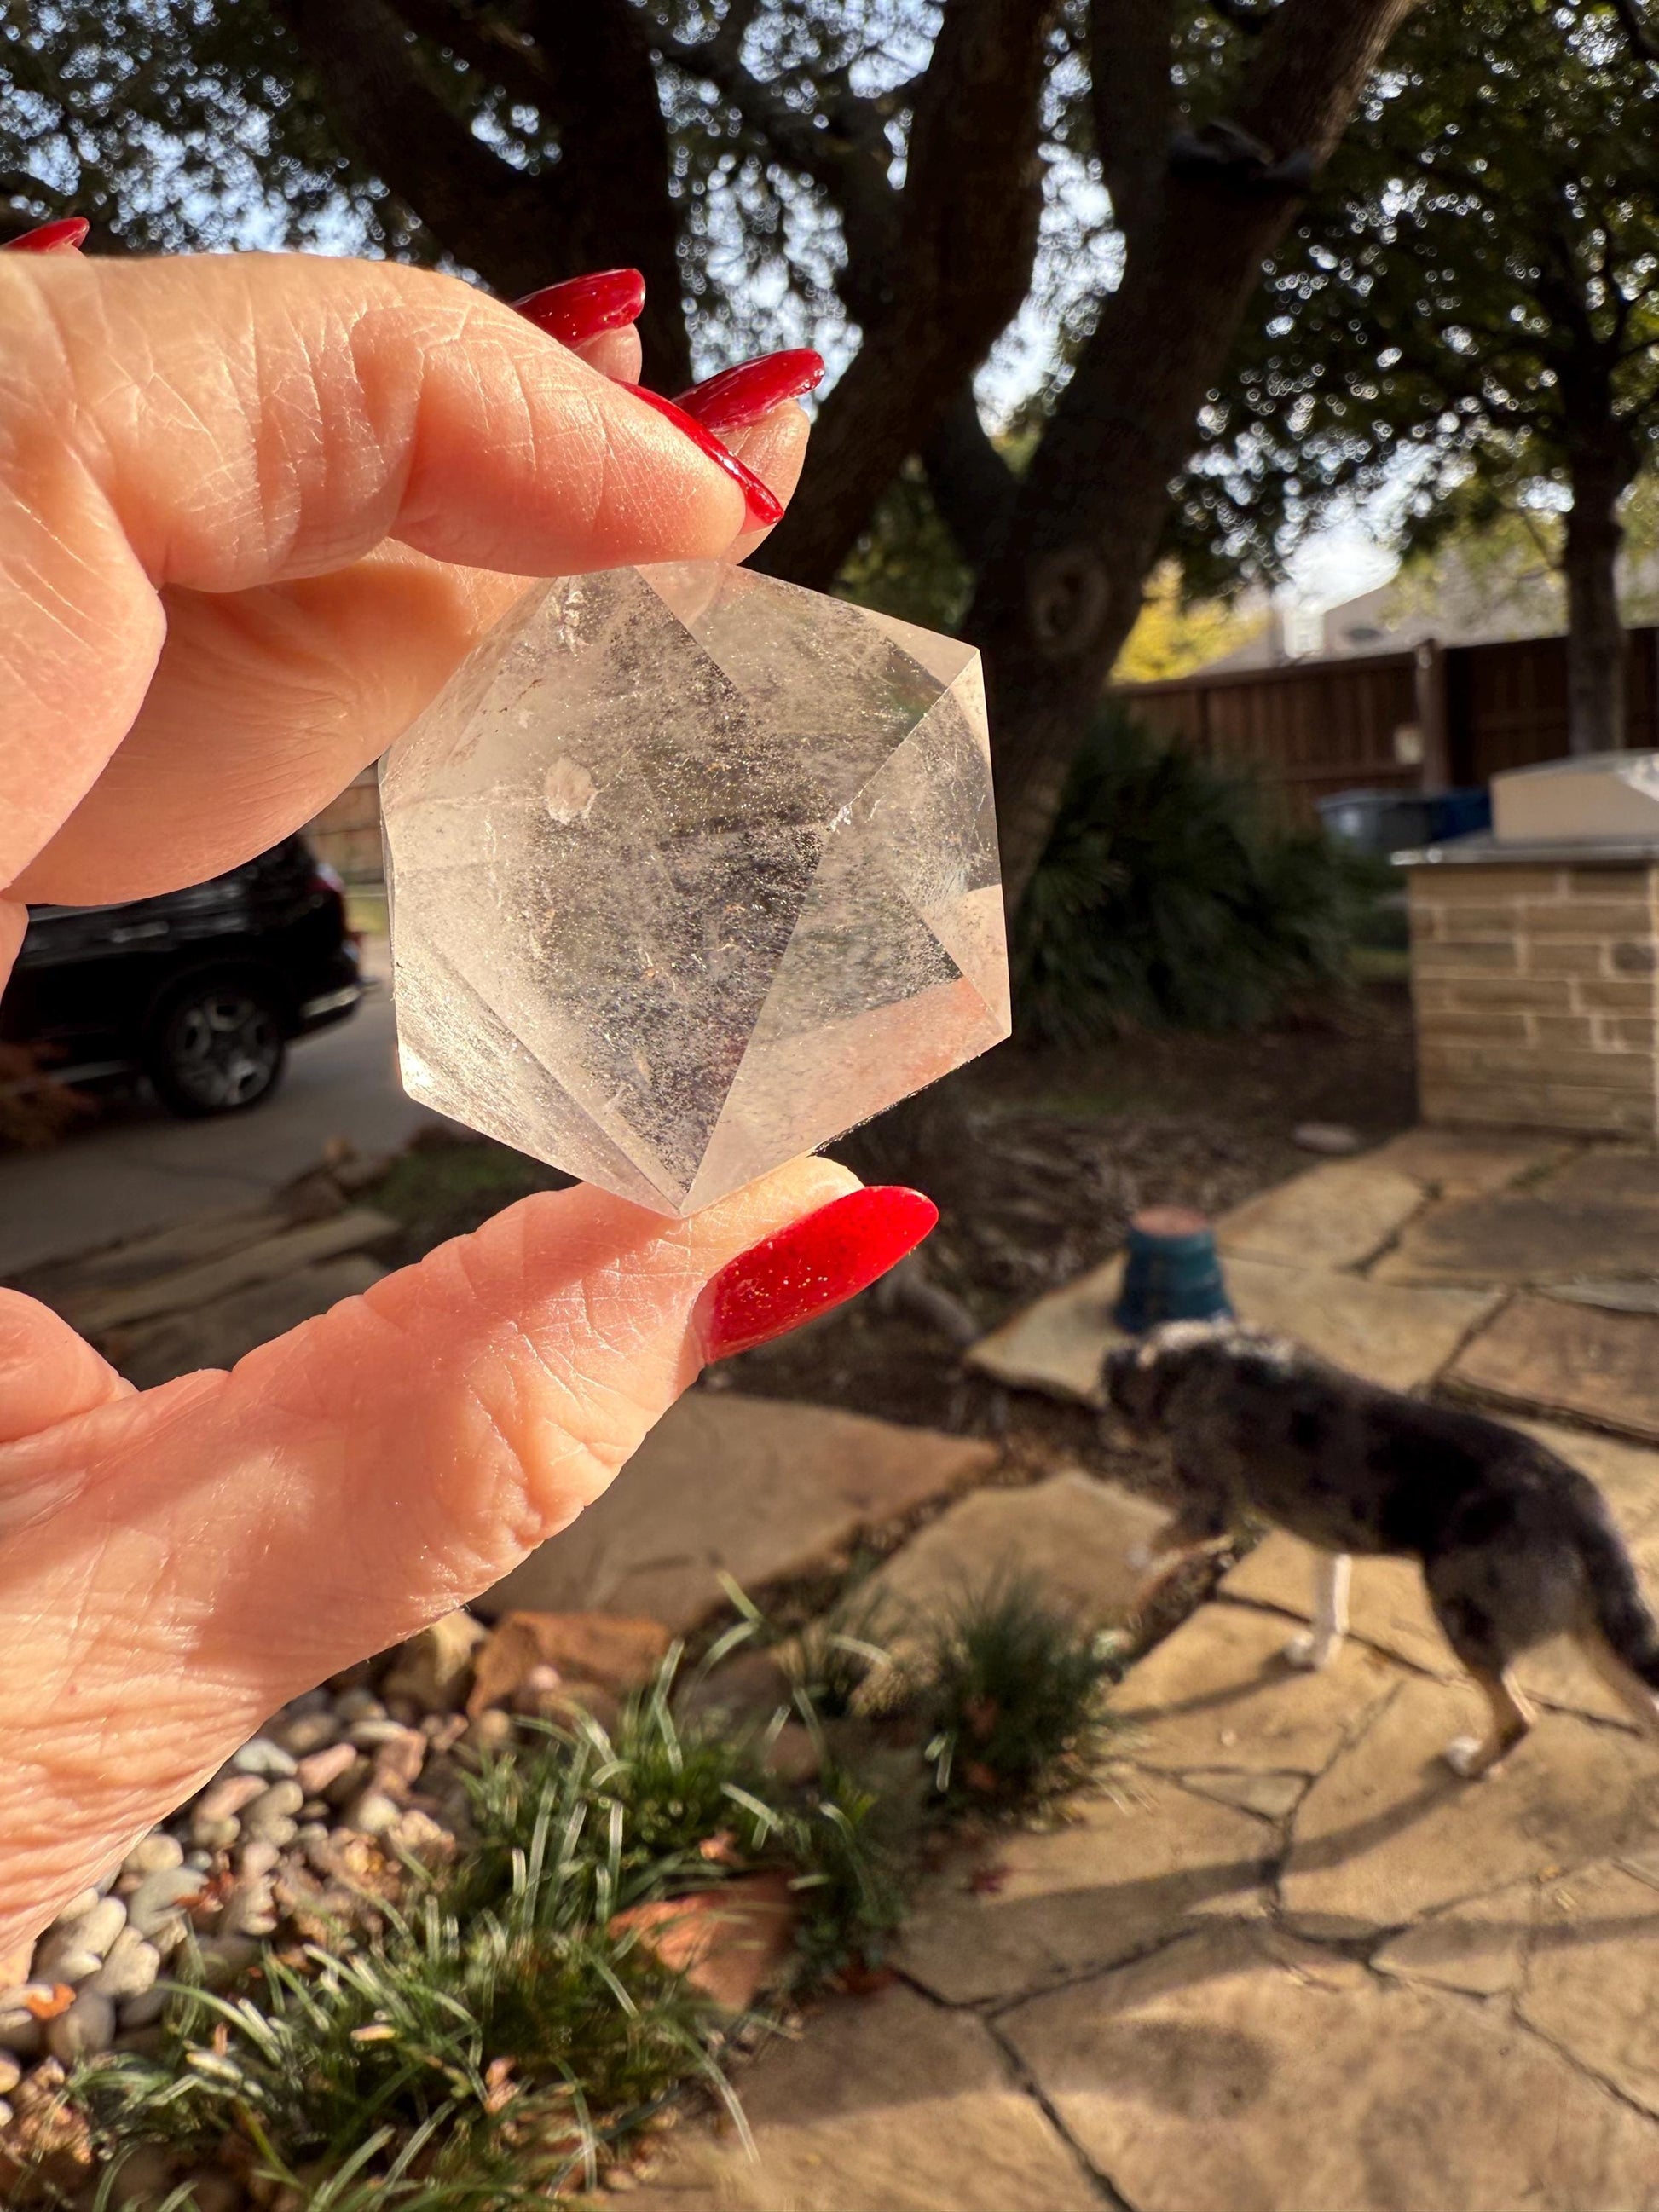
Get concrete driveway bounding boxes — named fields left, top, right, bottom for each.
left=0, top=954, right=435, bottom=1276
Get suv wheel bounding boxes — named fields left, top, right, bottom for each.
left=145, top=978, right=287, bottom=1116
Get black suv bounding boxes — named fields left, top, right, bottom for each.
left=3, top=836, right=366, bottom=1116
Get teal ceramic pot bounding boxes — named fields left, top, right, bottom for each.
left=1113, top=1206, right=1233, bottom=1334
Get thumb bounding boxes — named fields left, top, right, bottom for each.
left=0, top=1159, right=934, bottom=1942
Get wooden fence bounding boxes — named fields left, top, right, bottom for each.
left=1115, top=624, right=1659, bottom=823
left=305, top=625, right=1659, bottom=879
left=305, top=768, right=384, bottom=884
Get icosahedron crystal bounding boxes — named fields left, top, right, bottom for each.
left=379, top=561, right=1009, bottom=1216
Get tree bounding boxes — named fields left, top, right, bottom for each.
left=1, top=0, right=1415, bottom=901
left=1185, top=0, right=1659, bottom=755
left=1113, top=562, right=1269, bottom=680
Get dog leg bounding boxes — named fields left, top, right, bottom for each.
left=1575, top=1629, right=1659, bottom=1738
left=1444, top=1666, right=1534, bottom=1778
left=1285, top=1552, right=1350, bottom=1672
left=1127, top=1536, right=1229, bottom=1618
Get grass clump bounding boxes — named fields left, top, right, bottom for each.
left=922, top=1578, right=1124, bottom=1816
left=1015, top=707, right=1387, bottom=1045
left=65, top=1599, right=1114, bottom=2203
left=74, top=1648, right=902, bottom=2204
left=88, top=1881, right=714, bottom=2200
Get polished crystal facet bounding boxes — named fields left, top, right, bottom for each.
left=379, top=561, right=1009, bottom=1216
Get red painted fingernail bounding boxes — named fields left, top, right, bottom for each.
left=623, top=384, right=785, bottom=528
left=674, top=349, right=825, bottom=433
left=698, top=1187, right=939, bottom=1362
left=3, top=217, right=89, bottom=254
left=512, top=269, right=645, bottom=346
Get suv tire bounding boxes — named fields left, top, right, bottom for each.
left=144, top=975, right=287, bottom=1116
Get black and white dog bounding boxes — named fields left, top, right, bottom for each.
left=1103, top=1320, right=1659, bottom=1777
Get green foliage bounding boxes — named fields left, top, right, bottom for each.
left=1014, top=710, right=1383, bottom=1045
left=1182, top=0, right=1659, bottom=581
left=456, top=1660, right=905, bottom=1985
left=84, top=1880, right=717, bottom=2197
left=922, top=1579, right=1124, bottom=1816
left=786, top=1584, right=904, bottom=1722
left=834, top=459, right=974, bottom=634
left=78, top=1652, right=902, bottom=2198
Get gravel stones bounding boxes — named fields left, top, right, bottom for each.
left=228, top=1736, right=298, bottom=1782
left=122, top=1834, right=184, bottom=1880
left=43, top=1991, right=115, bottom=2065
left=85, top=1928, right=159, bottom=2003
left=127, top=1866, right=207, bottom=1940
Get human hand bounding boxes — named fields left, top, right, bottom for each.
left=0, top=240, right=932, bottom=1948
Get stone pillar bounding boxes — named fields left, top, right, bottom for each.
left=1403, top=844, right=1659, bottom=1142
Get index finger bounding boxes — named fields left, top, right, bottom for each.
left=0, top=252, right=751, bottom=889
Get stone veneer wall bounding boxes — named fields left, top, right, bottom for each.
left=1405, top=857, right=1659, bottom=1141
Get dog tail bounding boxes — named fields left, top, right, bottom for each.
left=1575, top=1500, right=1659, bottom=1689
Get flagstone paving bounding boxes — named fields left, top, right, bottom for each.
left=633, top=1128, right=1659, bottom=2212
left=1448, top=1291, right=1659, bottom=1441
left=478, top=1391, right=997, bottom=1632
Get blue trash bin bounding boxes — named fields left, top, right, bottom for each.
left=1427, top=788, right=1493, bottom=843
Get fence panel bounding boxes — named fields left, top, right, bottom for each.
left=1118, top=625, right=1659, bottom=821
left=1118, top=652, right=1421, bottom=823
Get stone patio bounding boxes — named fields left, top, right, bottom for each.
left=15, top=1131, right=1659, bottom=2209
left=635, top=1131, right=1659, bottom=2212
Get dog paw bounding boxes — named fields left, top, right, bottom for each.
left=1283, top=1630, right=1337, bottom=1672
left=1442, top=1735, right=1488, bottom=1779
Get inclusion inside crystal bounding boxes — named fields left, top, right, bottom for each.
left=380, top=561, right=1009, bottom=1216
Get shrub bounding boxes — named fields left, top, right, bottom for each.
left=78, top=1654, right=904, bottom=2203
left=922, top=1579, right=1123, bottom=1816
left=1014, top=708, right=1387, bottom=1044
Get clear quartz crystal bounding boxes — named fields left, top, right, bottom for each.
left=379, top=560, right=1009, bottom=1216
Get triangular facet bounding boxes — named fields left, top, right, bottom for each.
left=641, top=563, right=944, bottom=823
left=391, top=912, right=674, bottom=1209
left=682, top=809, right=1006, bottom=1210
left=858, top=607, right=980, bottom=690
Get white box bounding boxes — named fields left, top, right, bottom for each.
left=1493, top=751, right=1659, bottom=842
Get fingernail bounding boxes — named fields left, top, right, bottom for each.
left=698, top=1187, right=939, bottom=1362
left=512, top=268, right=645, bottom=346
left=3, top=217, right=89, bottom=254
left=675, top=349, right=825, bottom=433
left=623, top=384, right=784, bottom=527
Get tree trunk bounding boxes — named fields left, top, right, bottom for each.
left=754, top=0, right=1055, bottom=590
left=1564, top=451, right=1631, bottom=755
left=966, top=0, right=1420, bottom=908
left=275, top=0, right=693, bottom=388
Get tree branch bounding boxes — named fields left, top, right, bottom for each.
left=1089, top=0, right=1176, bottom=244
left=652, top=26, right=851, bottom=191
left=273, top=0, right=554, bottom=278
left=965, top=0, right=1421, bottom=906
left=1210, top=0, right=1280, bottom=29
left=1609, top=0, right=1659, bottom=65
left=279, top=0, right=691, bottom=382
left=384, top=0, right=556, bottom=117
left=923, top=384, right=1020, bottom=569
left=755, top=0, right=1056, bottom=588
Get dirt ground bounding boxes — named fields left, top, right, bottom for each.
left=369, top=981, right=1419, bottom=1496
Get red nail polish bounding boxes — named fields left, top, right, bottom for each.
left=698, top=1187, right=939, bottom=1362
left=512, top=269, right=645, bottom=346
left=674, top=349, right=825, bottom=433
left=622, top=385, right=785, bottom=528
left=3, top=217, right=89, bottom=255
